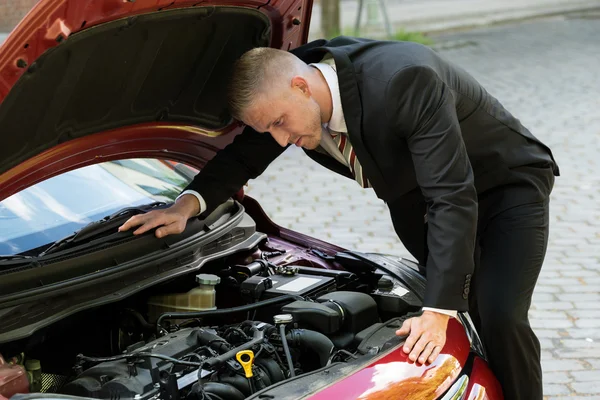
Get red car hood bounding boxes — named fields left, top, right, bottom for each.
left=0, top=0, right=313, bottom=202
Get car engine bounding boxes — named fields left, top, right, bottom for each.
left=0, top=248, right=422, bottom=400
left=60, top=292, right=375, bottom=400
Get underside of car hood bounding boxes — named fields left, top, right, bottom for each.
left=0, top=0, right=313, bottom=200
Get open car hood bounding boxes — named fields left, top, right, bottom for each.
left=0, top=0, right=313, bottom=201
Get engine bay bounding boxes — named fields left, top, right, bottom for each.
left=0, top=237, right=424, bottom=400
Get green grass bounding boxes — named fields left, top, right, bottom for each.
left=329, top=27, right=433, bottom=45
left=392, top=29, right=434, bottom=45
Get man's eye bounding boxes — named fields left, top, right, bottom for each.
left=274, top=119, right=283, bottom=126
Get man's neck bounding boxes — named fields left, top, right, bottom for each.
left=309, top=65, right=333, bottom=124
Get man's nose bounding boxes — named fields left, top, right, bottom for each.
left=270, top=130, right=289, bottom=147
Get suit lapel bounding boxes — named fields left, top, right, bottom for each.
left=292, top=38, right=389, bottom=199
left=320, top=46, right=388, bottom=198
left=305, top=149, right=354, bottom=179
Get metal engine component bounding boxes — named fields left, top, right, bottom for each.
left=273, top=314, right=293, bottom=325
left=60, top=324, right=287, bottom=400
left=274, top=314, right=295, bottom=378
left=59, top=276, right=384, bottom=400
left=62, top=328, right=206, bottom=400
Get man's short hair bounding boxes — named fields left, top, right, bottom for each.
left=227, top=47, right=299, bottom=121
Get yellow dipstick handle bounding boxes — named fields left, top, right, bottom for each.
left=236, top=350, right=255, bottom=378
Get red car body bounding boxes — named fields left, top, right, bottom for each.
left=0, top=1, right=502, bottom=399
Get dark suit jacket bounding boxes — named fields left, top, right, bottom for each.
left=184, top=37, right=559, bottom=311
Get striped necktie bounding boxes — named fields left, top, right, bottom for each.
left=329, top=129, right=372, bottom=188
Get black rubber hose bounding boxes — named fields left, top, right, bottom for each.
left=203, top=382, right=245, bottom=400
left=156, top=294, right=302, bottom=333
left=197, top=329, right=232, bottom=354
left=286, top=329, right=335, bottom=368
left=203, top=329, right=264, bottom=370
left=217, top=375, right=251, bottom=396
left=255, top=357, right=284, bottom=384
left=122, top=308, right=155, bottom=330
left=279, top=324, right=296, bottom=377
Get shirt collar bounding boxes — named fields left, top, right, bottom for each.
left=309, top=58, right=347, bottom=134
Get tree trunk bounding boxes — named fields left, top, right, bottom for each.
left=320, top=0, right=340, bottom=39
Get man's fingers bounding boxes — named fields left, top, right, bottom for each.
left=428, top=345, right=443, bottom=364
left=155, top=221, right=185, bottom=238
left=418, top=341, right=437, bottom=364
left=396, top=318, right=412, bottom=337
left=132, top=215, right=167, bottom=236
left=402, top=324, right=421, bottom=355
left=118, top=208, right=188, bottom=237
left=409, top=335, right=429, bottom=362
left=119, top=214, right=147, bottom=232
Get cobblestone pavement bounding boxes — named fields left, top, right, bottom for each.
left=244, top=15, right=600, bottom=398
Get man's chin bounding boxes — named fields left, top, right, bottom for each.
left=302, top=136, right=321, bottom=150
left=303, top=140, right=319, bottom=150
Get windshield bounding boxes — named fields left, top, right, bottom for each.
left=0, top=159, right=195, bottom=255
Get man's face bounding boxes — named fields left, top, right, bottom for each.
left=242, top=80, right=323, bottom=150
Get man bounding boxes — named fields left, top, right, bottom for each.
left=119, top=37, right=558, bottom=399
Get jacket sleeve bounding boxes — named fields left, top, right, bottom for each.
left=182, top=125, right=288, bottom=212
left=384, top=65, right=478, bottom=311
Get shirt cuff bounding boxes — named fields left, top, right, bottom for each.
left=422, top=307, right=458, bottom=319
left=176, top=190, right=206, bottom=216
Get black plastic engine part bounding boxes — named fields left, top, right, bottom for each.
left=197, top=329, right=231, bottom=354
left=370, top=280, right=422, bottom=318
left=280, top=301, right=342, bottom=334
left=216, top=366, right=271, bottom=396
left=201, top=382, right=245, bottom=400
left=339, top=251, right=427, bottom=302
left=333, top=252, right=377, bottom=274
left=353, top=323, right=384, bottom=347
left=240, top=276, right=273, bottom=302
left=202, top=329, right=264, bottom=370
left=377, top=276, right=395, bottom=290
left=254, top=357, right=284, bottom=384
left=234, top=259, right=269, bottom=278
left=62, top=328, right=203, bottom=400
left=263, top=273, right=336, bottom=299
left=286, top=329, right=334, bottom=368
left=316, top=291, right=379, bottom=336
left=328, top=331, right=355, bottom=349
left=356, top=317, right=405, bottom=355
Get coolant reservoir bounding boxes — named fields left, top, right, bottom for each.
left=148, top=274, right=221, bottom=322
left=0, top=355, right=29, bottom=398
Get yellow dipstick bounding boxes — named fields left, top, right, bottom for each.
left=236, top=350, right=255, bottom=378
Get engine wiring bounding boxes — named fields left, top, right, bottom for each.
left=76, top=352, right=204, bottom=367
left=328, top=349, right=359, bottom=365
left=168, top=353, right=204, bottom=374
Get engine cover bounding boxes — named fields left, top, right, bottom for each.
left=62, top=328, right=205, bottom=400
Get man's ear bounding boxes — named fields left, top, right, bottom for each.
left=291, top=76, right=311, bottom=97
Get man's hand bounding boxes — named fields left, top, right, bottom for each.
left=395, top=310, right=449, bottom=364
left=118, top=194, right=200, bottom=238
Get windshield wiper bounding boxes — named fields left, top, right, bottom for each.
left=38, top=201, right=168, bottom=257
left=0, top=255, right=33, bottom=261
left=0, top=255, right=35, bottom=271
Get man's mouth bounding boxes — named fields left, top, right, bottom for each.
left=294, top=138, right=303, bottom=147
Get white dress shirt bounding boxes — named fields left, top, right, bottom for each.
left=177, top=57, right=457, bottom=319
